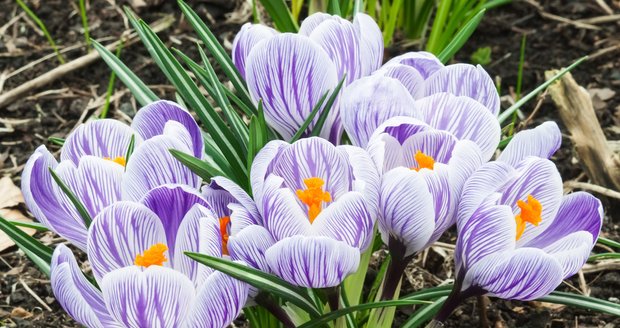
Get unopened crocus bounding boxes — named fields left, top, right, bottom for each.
left=432, top=122, right=603, bottom=323
left=21, top=100, right=203, bottom=250
left=216, top=137, right=379, bottom=288
left=233, top=12, right=383, bottom=142
left=51, top=184, right=248, bottom=328
left=366, top=114, right=494, bottom=300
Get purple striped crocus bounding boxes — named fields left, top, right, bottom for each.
left=50, top=184, right=248, bottom=328
left=340, top=52, right=500, bottom=148
left=233, top=12, right=383, bottom=142
left=432, top=122, right=603, bottom=323
left=21, top=100, right=203, bottom=251
left=213, top=137, right=379, bottom=288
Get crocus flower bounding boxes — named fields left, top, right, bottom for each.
left=50, top=184, right=248, bottom=328
left=233, top=12, right=383, bottom=142
left=340, top=52, right=500, bottom=148
left=21, top=100, right=203, bottom=250
left=214, top=137, right=379, bottom=288
left=432, top=122, right=603, bottom=323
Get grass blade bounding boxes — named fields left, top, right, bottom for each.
left=49, top=168, right=92, bottom=227
left=170, top=149, right=226, bottom=180
left=401, top=296, right=448, bottom=328
left=311, top=76, right=346, bottom=136
left=0, top=215, right=53, bottom=276
left=15, top=0, right=64, bottom=64
left=436, top=8, right=487, bottom=64
left=185, top=252, right=321, bottom=318
left=256, top=0, right=299, bottom=32
left=78, top=0, right=91, bottom=51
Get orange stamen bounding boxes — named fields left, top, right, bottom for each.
left=411, top=150, right=435, bottom=171
left=219, top=216, right=231, bottom=256
left=514, top=195, right=542, bottom=240
left=296, top=177, right=331, bottom=223
left=134, top=243, right=168, bottom=268
left=103, top=156, right=126, bottom=167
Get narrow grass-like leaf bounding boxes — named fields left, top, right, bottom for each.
left=185, top=252, right=321, bottom=318
left=9, top=220, right=49, bottom=231
left=0, top=215, right=53, bottom=267
left=311, top=76, right=346, bottom=137
left=539, top=291, right=620, bottom=316
left=290, top=92, right=329, bottom=142
left=401, top=296, right=448, bottom=328
left=15, top=0, right=65, bottom=64
left=170, top=149, right=226, bottom=180
left=128, top=14, right=248, bottom=186
left=49, top=168, right=92, bottom=227
left=298, top=299, right=430, bottom=328
left=328, top=0, right=342, bottom=15
left=498, top=135, right=513, bottom=150
left=48, top=137, right=65, bottom=146
left=78, top=0, right=91, bottom=51
left=177, top=0, right=254, bottom=108
left=92, top=39, right=158, bottom=106
left=498, top=56, right=588, bottom=124
left=257, top=0, right=299, bottom=32
left=247, top=102, right=269, bottom=175
left=437, top=8, right=486, bottom=63
left=598, top=237, right=620, bottom=249
left=101, top=40, right=123, bottom=118
left=588, top=253, right=620, bottom=262
left=124, top=134, right=136, bottom=166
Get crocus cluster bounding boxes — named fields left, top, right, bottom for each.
left=21, top=10, right=604, bottom=328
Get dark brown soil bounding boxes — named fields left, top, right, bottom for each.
left=0, top=0, right=619, bottom=327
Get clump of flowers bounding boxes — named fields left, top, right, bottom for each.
left=10, top=3, right=610, bottom=328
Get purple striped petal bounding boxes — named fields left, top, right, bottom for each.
left=526, top=192, right=603, bottom=250
left=87, top=202, right=167, bottom=281
left=228, top=225, right=275, bottom=271
left=185, top=271, right=248, bottom=328
left=375, top=64, right=425, bottom=99
left=271, top=137, right=352, bottom=199
left=446, top=140, right=485, bottom=197
left=498, top=121, right=562, bottom=167
left=378, top=167, right=436, bottom=256
left=340, top=75, right=417, bottom=147
left=369, top=116, right=431, bottom=145
left=299, top=12, right=333, bottom=36
left=101, top=266, right=195, bottom=328
left=383, top=52, right=444, bottom=79
left=400, top=130, right=458, bottom=167
left=353, top=13, right=383, bottom=76
left=21, top=146, right=88, bottom=249
left=311, top=192, right=374, bottom=250
left=61, top=119, right=139, bottom=165
left=51, top=245, right=120, bottom=328
left=250, top=140, right=288, bottom=206
left=122, top=134, right=201, bottom=202
left=260, top=175, right=311, bottom=240
left=245, top=33, right=339, bottom=141
left=463, top=248, right=563, bottom=301
left=541, top=231, right=595, bottom=279
left=457, top=161, right=516, bottom=230
left=209, top=176, right=261, bottom=225
left=173, top=205, right=221, bottom=286
left=456, top=203, right=515, bottom=271
left=501, top=157, right=563, bottom=246
left=415, top=93, right=501, bottom=160
left=131, top=100, right=204, bottom=158
left=419, top=165, right=457, bottom=247
left=367, top=132, right=405, bottom=173
left=308, top=16, right=361, bottom=84
left=424, top=64, right=500, bottom=116
left=141, top=185, right=212, bottom=258
left=232, top=23, right=278, bottom=79
left=265, top=235, right=360, bottom=288
left=338, top=145, right=380, bottom=217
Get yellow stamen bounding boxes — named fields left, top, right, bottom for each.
left=219, top=216, right=231, bottom=256
left=514, top=195, right=542, bottom=240
left=103, top=156, right=126, bottom=167
left=411, top=150, right=435, bottom=171
left=134, top=243, right=168, bottom=268
left=296, top=177, right=331, bottom=223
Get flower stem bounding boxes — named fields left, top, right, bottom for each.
left=254, top=293, right=296, bottom=328
left=433, top=272, right=485, bottom=324
left=380, top=237, right=413, bottom=301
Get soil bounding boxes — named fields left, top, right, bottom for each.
left=0, top=0, right=619, bottom=327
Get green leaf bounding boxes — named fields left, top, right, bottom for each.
left=437, top=9, right=486, bottom=64
left=257, top=0, right=299, bottom=32
left=185, top=252, right=322, bottom=318
left=92, top=39, right=158, bottom=106
left=497, top=135, right=513, bottom=150
left=124, top=134, right=136, bottom=166
left=598, top=237, right=620, bottom=249
left=170, top=149, right=226, bottom=180
left=247, top=102, right=269, bottom=175
left=8, top=220, right=49, bottom=231
left=49, top=168, right=92, bottom=227
left=470, top=46, right=492, bottom=66
left=290, top=92, right=329, bottom=142
left=297, top=299, right=430, bottom=328
left=311, top=76, right=346, bottom=137
left=539, top=291, right=620, bottom=317
left=48, top=137, right=65, bottom=146
left=401, top=296, right=448, bottom=328
left=0, top=215, right=53, bottom=276
left=498, top=56, right=588, bottom=124
left=589, top=253, right=620, bottom=262
left=327, top=0, right=342, bottom=15
left=177, top=0, right=254, bottom=108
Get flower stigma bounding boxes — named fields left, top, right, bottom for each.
left=103, top=156, right=127, bottom=167
left=412, top=150, right=435, bottom=171
left=219, top=216, right=231, bottom=255
left=134, top=243, right=168, bottom=267
left=514, top=194, right=542, bottom=240
left=296, top=177, right=331, bottom=223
